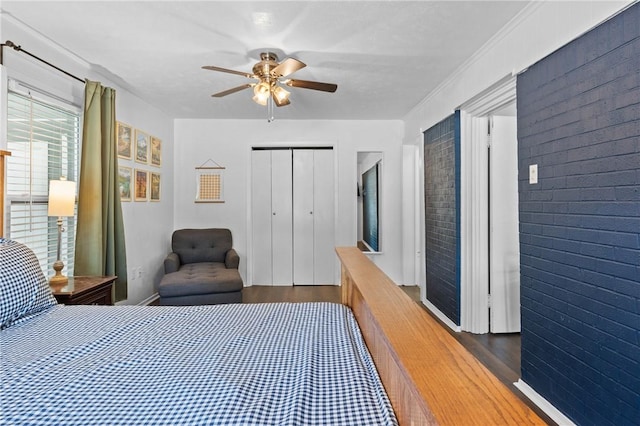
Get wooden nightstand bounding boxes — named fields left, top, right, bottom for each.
left=50, top=276, right=117, bottom=305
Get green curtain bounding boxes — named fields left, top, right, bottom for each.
left=74, top=80, right=127, bottom=302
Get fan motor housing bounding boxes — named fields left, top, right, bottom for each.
left=253, top=52, right=279, bottom=79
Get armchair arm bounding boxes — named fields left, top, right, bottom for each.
left=225, top=248, right=240, bottom=269
left=164, top=252, right=181, bottom=274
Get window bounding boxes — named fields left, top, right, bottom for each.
left=5, top=88, right=80, bottom=277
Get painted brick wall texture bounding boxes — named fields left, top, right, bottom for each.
left=516, top=4, right=639, bottom=425
left=424, top=114, right=459, bottom=325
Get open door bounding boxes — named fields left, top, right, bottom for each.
left=489, top=115, right=520, bottom=333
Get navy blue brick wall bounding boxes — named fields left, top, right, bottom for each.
left=517, top=4, right=639, bottom=425
left=424, top=113, right=461, bottom=325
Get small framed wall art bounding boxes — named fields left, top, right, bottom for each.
left=150, top=172, right=161, bottom=201
left=118, top=166, right=132, bottom=201
left=134, top=169, right=148, bottom=201
left=151, top=136, right=162, bottom=167
left=117, top=122, right=132, bottom=160
left=135, top=130, right=149, bottom=164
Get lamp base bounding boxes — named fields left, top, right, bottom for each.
left=50, top=260, right=68, bottom=286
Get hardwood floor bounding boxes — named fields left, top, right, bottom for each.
left=400, top=286, right=521, bottom=385
left=242, top=285, right=341, bottom=304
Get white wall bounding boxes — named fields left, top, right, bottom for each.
left=174, top=119, right=405, bottom=284
left=1, top=15, right=174, bottom=305
left=401, top=0, right=632, bottom=291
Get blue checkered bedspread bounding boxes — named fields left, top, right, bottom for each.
left=0, top=302, right=397, bottom=425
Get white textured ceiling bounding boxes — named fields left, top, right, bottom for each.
left=0, top=1, right=529, bottom=120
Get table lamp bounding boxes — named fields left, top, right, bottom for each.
left=48, top=178, right=76, bottom=285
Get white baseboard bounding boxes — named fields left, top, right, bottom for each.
left=514, top=379, right=575, bottom=426
left=138, top=293, right=159, bottom=306
left=423, top=299, right=462, bottom=332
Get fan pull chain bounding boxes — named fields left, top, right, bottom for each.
left=267, top=95, right=275, bottom=122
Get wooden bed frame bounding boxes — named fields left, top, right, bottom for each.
left=336, top=247, right=545, bottom=425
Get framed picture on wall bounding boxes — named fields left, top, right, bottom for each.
left=150, top=172, right=161, bottom=201
left=134, top=169, right=148, bottom=201
left=151, top=136, right=162, bottom=167
left=118, top=166, right=132, bottom=201
left=135, top=130, right=149, bottom=164
left=117, top=122, right=132, bottom=159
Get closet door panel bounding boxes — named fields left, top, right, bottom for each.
left=271, top=150, right=293, bottom=285
left=251, top=150, right=273, bottom=284
left=313, top=149, right=335, bottom=284
left=293, top=149, right=315, bottom=285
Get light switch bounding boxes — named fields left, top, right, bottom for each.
left=529, top=164, right=538, bottom=184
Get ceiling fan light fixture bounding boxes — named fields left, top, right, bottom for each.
left=272, top=85, right=290, bottom=104
left=252, top=94, right=268, bottom=106
left=252, top=81, right=270, bottom=105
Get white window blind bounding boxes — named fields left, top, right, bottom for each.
left=6, top=89, right=80, bottom=277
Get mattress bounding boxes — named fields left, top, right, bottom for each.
left=0, top=302, right=397, bottom=425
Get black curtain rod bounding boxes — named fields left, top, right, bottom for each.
left=0, top=40, right=85, bottom=84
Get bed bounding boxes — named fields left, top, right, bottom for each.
left=0, top=239, right=395, bottom=425
left=1, top=239, right=545, bottom=425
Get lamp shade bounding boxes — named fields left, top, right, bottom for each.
left=48, top=179, right=76, bottom=217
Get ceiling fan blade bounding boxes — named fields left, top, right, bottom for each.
left=202, top=65, right=254, bottom=79
left=211, top=84, right=253, bottom=97
left=271, top=58, right=306, bottom=78
left=285, top=79, right=337, bottom=93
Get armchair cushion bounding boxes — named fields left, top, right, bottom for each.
left=172, top=228, right=232, bottom=265
left=159, top=263, right=242, bottom=298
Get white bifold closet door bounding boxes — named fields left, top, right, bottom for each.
left=293, top=149, right=334, bottom=285
left=251, top=150, right=293, bottom=285
left=251, top=148, right=334, bottom=286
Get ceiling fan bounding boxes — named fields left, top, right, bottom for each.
left=202, top=52, right=337, bottom=108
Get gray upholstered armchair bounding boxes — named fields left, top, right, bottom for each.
left=158, top=228, right=243, bottom=305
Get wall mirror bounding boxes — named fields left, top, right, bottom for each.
left=357, top=151, right=382, bottom=253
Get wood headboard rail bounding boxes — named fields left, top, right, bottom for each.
left=0, top=150, right=10, bottom=237
left=336, top=246, right=544, bottom=426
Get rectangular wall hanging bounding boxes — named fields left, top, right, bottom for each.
left=195, top=159, right=225, bottom=203
left=118, top=166, right=132, bottom=201
left=117, top=122, right=132, bottom=160
left=151, top=136, right=162, bottom=167
left=150, top=172, right=161, bottom=201
left=135, top=130, right=149, bottom=164
left=134, top=169, right=148, bottom=201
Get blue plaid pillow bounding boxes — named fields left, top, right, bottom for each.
left=0, top=238, right=57, bottom=329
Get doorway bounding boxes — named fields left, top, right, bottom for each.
left=459, top=75, right=520, bottom=334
